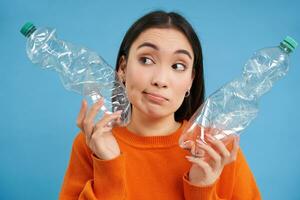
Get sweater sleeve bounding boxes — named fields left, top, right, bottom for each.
left=182, top=149, right=261, bottom=200
left=230, top=150, right=261, bottom=200
left=182, top=172, right=221, bottom=200
left=59, top=132, right=127, bottom=200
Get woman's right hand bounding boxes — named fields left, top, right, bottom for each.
left=76, top=98, right=122, bottom=160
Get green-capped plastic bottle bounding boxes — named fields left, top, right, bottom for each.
left=20, top=22, right=131, bottom=126
left=179, top=36, right=298, bottom=156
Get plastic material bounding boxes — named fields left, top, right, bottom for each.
left=20, top=23, right=131, bottom=126
left=179, top=36, right=297, bottom=156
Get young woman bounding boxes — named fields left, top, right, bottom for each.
left=59, top=11, right=261, bottom=200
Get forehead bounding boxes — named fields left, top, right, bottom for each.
left=132, top=28, right=193, bottom=55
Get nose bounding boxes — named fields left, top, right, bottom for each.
left=151, top=66, right=169, bottom=88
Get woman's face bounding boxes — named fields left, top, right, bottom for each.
left=119, top=28, right=194, bottom=120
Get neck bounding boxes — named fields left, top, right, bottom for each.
left=127, top=106, right=182, bottom=137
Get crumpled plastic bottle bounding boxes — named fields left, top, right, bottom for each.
left=20, top=22, right=131, bottom=126
left=179, top=36, right=298, bottom=156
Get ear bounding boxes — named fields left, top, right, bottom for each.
left=117, top=55, right=127, bottom=83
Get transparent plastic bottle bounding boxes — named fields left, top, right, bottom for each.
left=20, top=22, right=131, bottom=126
left=179, top=36, right=298, bottom=155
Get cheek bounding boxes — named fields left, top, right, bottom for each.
left=172, top=76, right=191, bottom=95
left=124, top=61, right=149, bottom=97
left=170, top=76, right=192, bottom=107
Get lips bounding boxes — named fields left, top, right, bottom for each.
left=143, top=92, right=169, bottom=101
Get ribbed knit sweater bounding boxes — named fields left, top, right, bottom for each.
left=59, top=121, right=261, bottom=199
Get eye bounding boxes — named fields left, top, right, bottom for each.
left=139, top=57, right=155, bottom=65
left=172, top=63, right=186, bottom=71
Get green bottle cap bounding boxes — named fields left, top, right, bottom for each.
left=282, top=36, right=298, bottom=52
left=20, top=22, right=36, bottom=37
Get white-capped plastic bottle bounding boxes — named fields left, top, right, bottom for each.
left=20, top=22, right=131, bottom=126
left=179, top=36, right=298, bottom=155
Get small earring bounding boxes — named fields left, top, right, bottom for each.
left=185, top=90, right=190, bottom=98
left=120, top=79, right=126, bottom=85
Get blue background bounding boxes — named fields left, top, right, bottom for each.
left=1, top=0, right=299, bottom=199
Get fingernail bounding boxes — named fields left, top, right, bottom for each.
left=196, top=139, right=204, bottom=144
left=185, top=156, right=192, bottom=160
left=116, top=110, right=123, bottom=114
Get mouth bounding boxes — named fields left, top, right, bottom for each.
left=143, top=91, right=169, bottom=102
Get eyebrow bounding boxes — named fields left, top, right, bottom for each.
left=137, top=42, right=192, bottom=60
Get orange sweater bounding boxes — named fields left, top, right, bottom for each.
left=59, top=121, right=261, bottom=200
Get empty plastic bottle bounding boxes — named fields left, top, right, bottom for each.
left=20, top=22, right=131, bottom=126
left=179, top=36, right=298, bottom=155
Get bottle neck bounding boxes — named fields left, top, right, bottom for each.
left=26, top=26, right=37, bottom=38
left=279, top=42, right=292, bottom=54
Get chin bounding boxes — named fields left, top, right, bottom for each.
left=144, top=107, right=178, bottom=120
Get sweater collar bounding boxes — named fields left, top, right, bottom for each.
left=113, top=120, right=187, bottom=148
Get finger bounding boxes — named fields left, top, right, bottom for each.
left=207, top=135, right=231, bottom=163
left=196, top=139, right=222, bottom=170
left=116, top=116, right=122, bottom=125
left=85, top=98, right=104, bottom=124
left=94, top=111, right=122, bottom=130
left=106, top=110, right=123, bottom=127
left=186, top=156, right=212, bottom=175
left=92, top=126, right=113, bottom=138
left=76, top=100, right=88, bottom=130
left=191, top=141, right=205, bottom=157
left=181, top=140, right=194, bottom=151
left=83, top=99, right=104, bottom=137
left=226, top=135, right=240, bottom=164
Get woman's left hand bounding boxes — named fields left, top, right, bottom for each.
left=186, top=134, right=240, bottom=187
